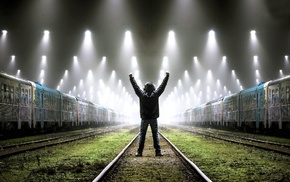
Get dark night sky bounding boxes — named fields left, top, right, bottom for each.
left=0, top=0, right=290, bottom=115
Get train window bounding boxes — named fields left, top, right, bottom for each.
left=10, top=86, right=14, bottom=104
left=281, top=87, right=284, bottom=104
left=15, top=87, right=19, bottom=104
left=275, top=88, right=279, bottom=106
left=5, top=84, right=9, bottom=103
left=25, top=89, right=28, bottom=105
left=43, top=94, right=46, bottom=107
left=287, top=86, right=290, bottom=104
left=0, top=84, right=3, bottom=103
left=29, top=89, right=31, bottom=104
left=20, top=88, right=24, bottom=104
left=271, top=89, right=275, bottom=105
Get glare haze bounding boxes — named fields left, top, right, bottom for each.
left=1, top=0, right=290, bottom=122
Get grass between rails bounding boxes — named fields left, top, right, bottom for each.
left=160, top=126, right=290, bottom=182
left=0, top=127, right=138, bottom=182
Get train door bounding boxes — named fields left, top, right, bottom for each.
left=34, top=84, right=44, bottom=129
left=256, top=91, right=259, bottom=129
left=256, top=88, right=266, bottom=129
left=281, top=82, right=290, bottom=129
left=268, top=83, right=281, bottom=129
left=19, top=84, right=32, bottom=129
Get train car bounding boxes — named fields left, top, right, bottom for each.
left=99, top=106, right=109, bottom=125
left=34, top=82, right=61, bottom=129
left=210, top=97, right=224, bottom=126
left=172, top=75, right=290, bottom=134
left=183, top=108, right=193, bottom=124
left=202, top=102, right=212, bottom=125
left=223, top=93, right=240, bottom=127
left=60, top=92, right=77, bottom=127
left=88, top=102, right=99, bottom=125
left=267, top=75, right=290, bottom=129
left=192, top=106, right=203, bottom=125
left=0, top=72, right=129, bottom=134
left=75, top=97, right=90, bottom=126
left=0, top=72, right=34, bottom=130
left=107, top=108, right=116, bottom=125
left=239, top=82, right=266, bottom=129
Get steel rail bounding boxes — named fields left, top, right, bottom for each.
left=185, top=129, right=290, bottom=156
left=159, top=132, right=212, bottom=182
left=92, top=133, right=139, bottom=182
left=0, top=130, right=96, bottom=150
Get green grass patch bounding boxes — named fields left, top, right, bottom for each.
left=0, top=127, right=138, bottom=181
left=160, top=127, right=290, bottom=182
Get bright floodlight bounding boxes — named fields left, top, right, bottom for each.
left=232, top=70, right=236, bottom=77
left=11, top=55, right=15, bottom=61
left=162, top=56, right=168, bottom=68
left=85, top=30, right=91, bottom=36
left=167, top=30, right=176, bottom=46
left=43, top=30, right=49, bottom=42
left=125, top=30, right=131, bottom=37
left=279, top=70, right=284, bottom=77
left=2, top=30, right=7, bottom=35
left=42, top=55, right=47, bottom=66
left=16, top=69, right=21, bottom=77
left=131, top=56, right=137, bottom=68
left=253, top=55, right=258, bottom=66
left=250, top=30, right=257, bottom=43
left=207, top=69, right=212, bottom=77
left=84, top=30, right=92, bottom=46
left=125, top=30, right=132, bottom=46
left=208, top=30, right=216, bottom=48
left=250, top=30, right=256, bottom=35
left=101, top=56, right=106, bottom=65
left=40, top=69, right=44, bottom=75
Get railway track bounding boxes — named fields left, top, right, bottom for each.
left=93, top=130, right=211, bottom=182
left=174, top=125, right=290, bottom=156
left=0, top=127, right=122, bottom=159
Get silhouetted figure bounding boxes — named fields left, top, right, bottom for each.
left=129, top=72, right=169, bottom=157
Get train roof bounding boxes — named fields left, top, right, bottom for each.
left=239, top=81, right=266, bottom=94
left=223, top=92, right=239, bottom=100
left=205, top=96, right=224, bottom=105
left=34, top=82, right=60, bottom=95
left=268, top=75, right=290, bottom=85
left=0, top=71, right=31, bottom=85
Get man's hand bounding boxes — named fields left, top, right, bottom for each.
left=166, top=71, right=170, bottom=76
left=129, top=73, right=133, bottom=78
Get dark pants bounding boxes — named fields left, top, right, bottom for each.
left=137, top=119, right=161, bottom=154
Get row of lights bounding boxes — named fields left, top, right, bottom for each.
left=0, top=29, right=274, bottom=36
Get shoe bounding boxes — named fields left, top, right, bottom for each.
left=155, top=152, right=164, bottom=156
left=135, top=152, right=142, bottom=157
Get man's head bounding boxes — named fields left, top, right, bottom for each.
left=144, top=82, right=156, bottom=93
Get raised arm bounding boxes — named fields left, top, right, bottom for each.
left=129, top=73, right=143, bottom=97
left=155, top=71, right=170, bottom=96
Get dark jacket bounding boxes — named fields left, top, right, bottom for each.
left=130, top=75, right=169, bottom=119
